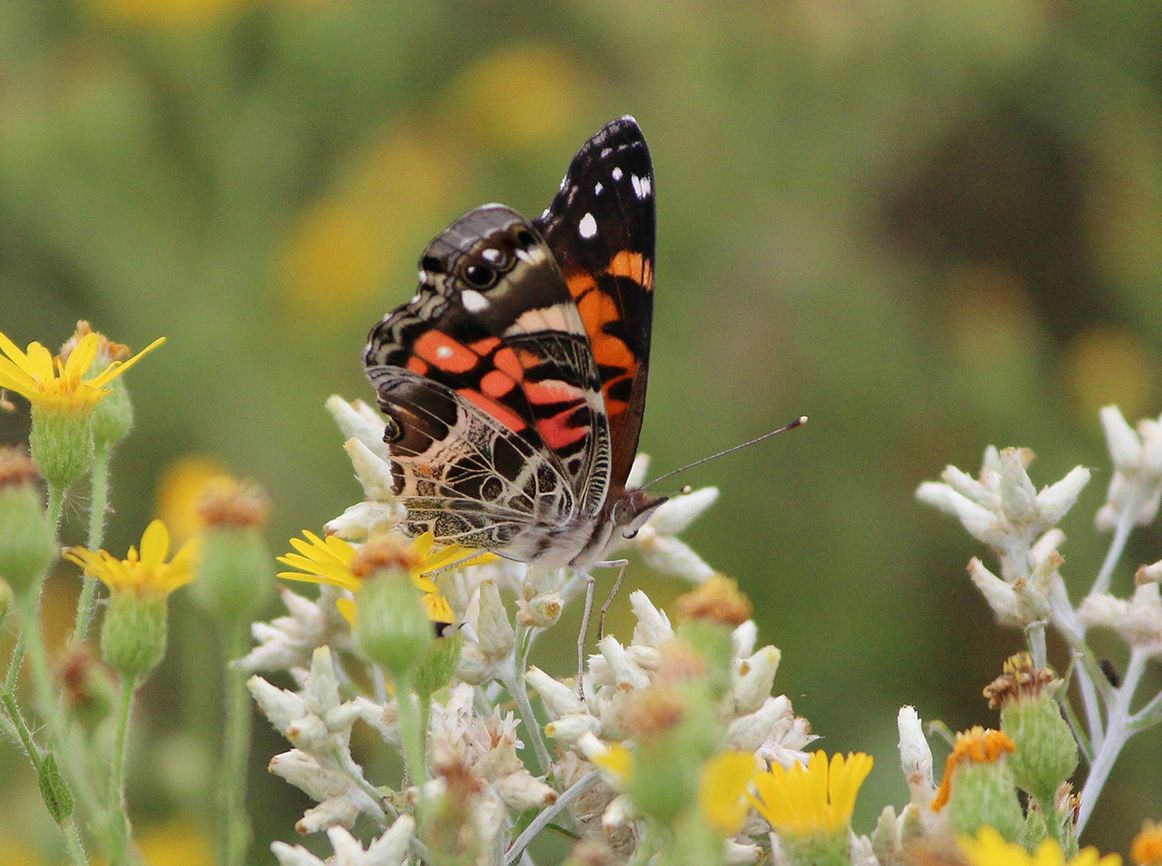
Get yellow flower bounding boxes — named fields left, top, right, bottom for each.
left=0, top=330, right=164, bottom=414
left=748, top=751, right=874, bottom=837
left=277, top=531, right=492, bottom=625
left=1132, top=821, right=1162, bottom=866
left=931, top=726, right=1016, bottom=811
left=699, top=751, right=757, bottom=836
left=960, top=825, right=1122, bottom=866
left=591, top=742, right=633, bottom=786
left=64, top=519, right=197, bottom=596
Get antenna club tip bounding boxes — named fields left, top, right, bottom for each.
left=789, top=415, right=808, bottom=429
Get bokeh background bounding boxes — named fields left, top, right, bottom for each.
left=3, top=0, right=1162, bottom=861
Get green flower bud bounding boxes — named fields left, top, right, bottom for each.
left=947, top=756, right=1024, bottom=842
left=355, top=565, right=434, bottom=681
left=780, top=831, right=852, bottom=866
left=29, top=408, right=95, bottom=492
left=413, top=627, right=462, bottom=700
left=57, top=645, right=116, bottom=730
left=190, top=480, right=274, bottom=623
left=986, top=655, right=1077, bottom=809
left=0, top=450, right=57, bottom=597
left=101, top=591, right=168, bottom=679
left=91, top=376, right=134, bottom=450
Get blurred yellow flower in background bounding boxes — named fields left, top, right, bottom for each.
left=156, top=455, right=231, bottom=544
left=1064, top=326, right=1158, bottom=422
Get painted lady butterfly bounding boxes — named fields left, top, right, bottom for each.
left=364, top=117, right=664, bottom=575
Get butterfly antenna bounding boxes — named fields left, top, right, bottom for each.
left=642, top=415, right=808, bottom=491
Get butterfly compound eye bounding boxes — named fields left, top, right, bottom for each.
left=515, top=229, right=536, bottom=249
left=463, top=263, right=498, bottom=289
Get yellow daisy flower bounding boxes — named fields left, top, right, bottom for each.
left=64, top=519, right=197, bottom=597
left=0, top=329, right=164, bottom=414
left=277, top=531, right=492, bottom=626
left=748, top=751, right=874, bottom=838
left=960, top=825, right=1121, bottom=866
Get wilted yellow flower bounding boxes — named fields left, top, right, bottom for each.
left=931, top=726, right=1016, bottom=811
left=749, top=751, right=873, bottom=837
left=64, top=519, right=196, bottom=597
left=960, top=825, right=1121, bottom=866
left=0, top=330, right=163, bottom=414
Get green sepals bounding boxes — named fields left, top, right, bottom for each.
left=38, top=751, right=75, bottom=823
left=670, top=809, right=725, bottom=866
left=1002, top=690, right=1078, bottom=809
left=629, top=684, right=721, bottom=826
left=947, top=759, right=1024, bottom=842
left=674, top=621, right=734, bottom=696
left=92, top=377, right=134, bottom=450
left=779, top=829, right=851, bottom=866
left=0, top=483, right=58, bottom=598
left=354, top=568, right=434, bottom=681
left=413, top=628, right=463, bottom=700
left=29, top=408, right=95, bottom=492
left=101, top=591, right=168, bottom=680
left=191, top=526, right=275, bottom=623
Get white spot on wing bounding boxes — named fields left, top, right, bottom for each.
left=578, top=212, right=598, bottom=239
left=410, top=293, right=422, bottom=304
left=435, top=345, right=453, bottom=359
left=639, top=176, right=652, bottom=198
left=481, top=248, right=501, bottom=262
left=594, top=182, right=604, bottom=194
left=611, top=167, right=623, bottom=181
left=461, top=289, right=489, bottom=312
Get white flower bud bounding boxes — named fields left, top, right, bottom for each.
left=1137, top=559, right=1162, bottom=584
left=998, top=447, right=1039, bottom=524
left=343, top=438, right=397, bottom=501
left=474, top=580, right=515, bottom=660
left=326, top=396, right=389, bottom=460
left=732, top=645, right=782, bottom=714
left=939, top=464, right=995, bottom=505
left=725, top=839, right=762, bottom=864
left=1102, top=406, right=1143, bottom=469
left=545, top=713, right=601, bottom=744
left=916, top=483, right=1002, bottom=547
left=597, top=635, right=650, bottom=691
left=628, top=590, right=673, bottom=646
left=968, top=558, right=1021, bottom=625
left=897, top=706, right=934, bottom=807
left=1077, top=592, right=1129, bottom=631
left=727, top=695, right=793, bottom=752
left=732, top=620, right=758, bottom=660
left=1036, top=466, right=1091, bottom=525
left=526, top=666, right=583, bottom=717
left=602, top=794, right=635, bottom=831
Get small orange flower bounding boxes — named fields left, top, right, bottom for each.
left=931, top=727, right=1016, bottom=811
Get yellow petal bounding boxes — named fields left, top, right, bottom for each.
left=63, top=333, right=100, bottom=383
left=88, top=336, right=166, bottom=388
left=139, top=519, right=171, bottom=569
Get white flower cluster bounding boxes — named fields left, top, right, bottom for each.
left=247, top=397, right=774, bottom=865
left=916, top=405, right=1162, bottom=833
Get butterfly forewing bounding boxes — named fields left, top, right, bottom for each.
left=533, top=116, right=656, bottom=494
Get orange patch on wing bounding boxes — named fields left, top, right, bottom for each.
left=606, top=251, right=653, bottom=289
left=415, top=331, right=478, bottom=374
left=457, top=388, right=527, bottom=433
left=469, top=337, right=501, bottom=355
left=407, top=356, right=430, bottom=375
left=565, top=272, right=599, bottom=302
left=480, top=369, right=516, bottom=398
left=537, top=406, right=589, bottom=450
left=493, top=347, right=524, bottom=380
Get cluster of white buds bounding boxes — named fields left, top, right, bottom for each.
left=916, top=445, right=1089, bottom=627
left=1096, top=406, right=1162, bottom=533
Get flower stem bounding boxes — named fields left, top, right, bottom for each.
left=395, top=678, right=427, bottom=790
left=72, top=445, right=111, bottom=645
left=1077, top=647, right=1147, bottom=833
left=46, top=482, right=65, bottom=531
left=1093, top=498, right=1136, bottom=596
left=107, top=673, right=138, bottom=866
left=219, top=626, right=254, bottom=866
left=503, top=770, right=598, bottom=865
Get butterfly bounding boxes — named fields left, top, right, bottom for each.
left=363, top=116, right=665, bottom=576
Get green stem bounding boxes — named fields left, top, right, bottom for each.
left=72, top=445, right=112, bottom=645
left=107, top=674, right=138, bottom=866
left=395, top=677, right=427, bottom=790
left=60, top=818, right=89, bottom=866
left=219, top=626, right=254, bottom=866
left=46, top=482, right=66, bottom=531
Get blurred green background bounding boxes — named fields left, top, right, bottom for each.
left=3, top=0, right=1162, bottom=861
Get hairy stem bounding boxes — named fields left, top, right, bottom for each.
left=72, top=445, right=111, bottom=645
left=220, top=626, right=254, bottom=866
left=503, top=770, right=598, bottom=865
left=107, top=674, right=138, bottom=866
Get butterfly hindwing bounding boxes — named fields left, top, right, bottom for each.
left=365, top=205, right=612, bottom=530
left=534, top=116, right=655, bottom=493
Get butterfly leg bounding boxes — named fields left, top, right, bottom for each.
left=576, top=570, right=596, bottom=700
left=596, top=558, right=629, bottom=640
